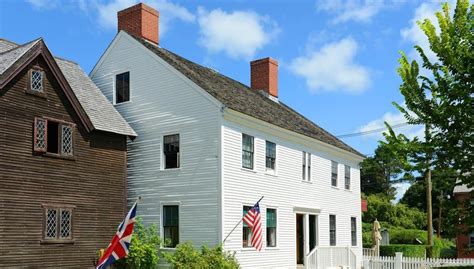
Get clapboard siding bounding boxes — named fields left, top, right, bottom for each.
left=91, top=34, right=222, bottom=247
left=221, top=119, right=363, bottom=268
left=0, top=57, right=127, bottom=268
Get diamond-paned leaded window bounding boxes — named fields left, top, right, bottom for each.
left=43, top=206, right=74, bottom=242
left=60, top=209, right=72, bottom=239
left=46, top=209, right=57, bottom=239
left=61, top=125, right=73, bottom=156
left=34, top=118, right=47, bottom=152
left=30, top=70, right=44, bottom=92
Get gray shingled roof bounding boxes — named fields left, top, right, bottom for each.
left=133, top=35, right=363, bottom=157
left=0, top=38, right=136, bottom=137
left=0, top=39, right=41, bottom=75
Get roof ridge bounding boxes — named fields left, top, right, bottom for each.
left=0, top=38, right=42, bottom=56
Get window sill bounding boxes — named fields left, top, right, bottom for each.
left=265, top=246, right=279, bottom=250
left=113, top=100, right=132, bottom=106
left=241, top=168, right=257, bottom=173
left=265, top=169, right=277, bottom=177
left=42, top=152, right=76, bottom=161
left=25, top=89, right=47, bottom=98
left=344, top=188, right=352, bottom=192
left=241, top=247, right=257, bottom=251
left=331, top=186, right=340, bottom=190
left=40, top=239, right=75, bottom=244
left=302, top=180, right=313, bottom=184
left=160, top=167, right=181, bottom=172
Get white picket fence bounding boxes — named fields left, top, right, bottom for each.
left=306, top=246, right=357, bottom=268
left=363, top=252, right=474, bottom=269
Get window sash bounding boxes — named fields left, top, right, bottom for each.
left=163, top=205, right=179, bottom=248
left=164, top=134, right=180, bottom=169
left=308, top=154, right=311, bottom=181
left=331, top=161, right=338, bottom=186
left=115, top=72, right=130, bottom=103
left=266, top=141, right=276, bottom=170
left=302, top=152, right=306, bottom=180
left=243, top=206, right=253, bottom=247
left=351, top=217, right=357, bottom=246
left=329, top=215, right=336, bottom=246
left=345, top=165, right=351, bottom=189
left=309, top=215, right=317, bottom=250
left=30, top=69, right=44, bottom=92
left=61, top=125, right=73, bottom=156
left=43, top=207, right=73, bottom=241
left=34, top=117, right=48, bottom=152
left=242, top=134, right=254, bottom=169
left=266, top=209, right=276, bottom=228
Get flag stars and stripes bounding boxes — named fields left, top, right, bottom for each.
left=243, top=202, right=263, bottom=251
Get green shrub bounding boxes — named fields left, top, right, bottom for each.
left=163, top=242, right=239, bottom=269
left=115, top=218, right=162, bottom=269
left=389, top=228, right=426, bottom=244
left=432, top=238, right=456, bottom=258
left=380, top=244, right=426, bottom=258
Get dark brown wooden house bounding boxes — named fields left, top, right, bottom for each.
left=0, top=38, right=136, bottom=268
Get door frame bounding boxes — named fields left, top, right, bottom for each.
left=294, top=207, right=321, bottom=266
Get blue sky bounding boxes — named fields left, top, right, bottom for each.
left=1, top=0, right=450, bottom=199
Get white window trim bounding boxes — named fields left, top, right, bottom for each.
left=265, top=207, right=278, bottom=249
left=113, top=70, right=132, bottom=105
left=344, top=165, right=352, bottom=191
left=302, top=152, right=312, bottom=182
left=160, top=202, right=181, bottom=249
left=329, top=214, right=337, bottom=246
left=241, top=133, right=256, bottom=172
left=161, top=132, right=181, bottom=171
left=265, top=141, right=277, bottom=176
left=331, top=161, right=339, bottom=188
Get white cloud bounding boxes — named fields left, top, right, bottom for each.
left=316, top=0, right=389, bottom=24
left=289, top=37, right=370, bottom=93
left=400, top=0, right=455, bottom=63
left=94, top=0, right=195, bottom=35
left=358, top=110, right=424, bottom=140
left=197, top=7, right=279, bottom=60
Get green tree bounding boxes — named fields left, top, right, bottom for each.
left=163, top=242, right=239, bottom=269
left=386, top=0, right=473, bottom=256
left=360, top=142, right=403, bottom=200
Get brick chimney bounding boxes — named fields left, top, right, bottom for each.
left=250, top=57, right=278, bottom=98
left=118, top=3, right=159, bottom=45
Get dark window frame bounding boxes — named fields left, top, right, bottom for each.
left=27, top=66, right=46, bottom=97
left=331, top=161, right=338, bottom=187
left=242, top=134, right=254, bottom=170
left=266, top=208, right=277, bottom=247
left=265, top=141, right=276, bottom=171
left=163, top=134, right=180, bottom=169
left=33, top=117, right=75, bottom=159
left=345, top=165, right=351, bottom=190
left=351, top=217, right=357, bottom=246
left=242, top=206, right=253, bottom=248
left=162, top=205, right=179, bottom=248
left=115, top=71, right=130, bottom=104
left=41, top=204, right=75, bottom=244
left=329, top=214, right=336, bottom=246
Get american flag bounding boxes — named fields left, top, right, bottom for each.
left=243, top=202, right=262, bottom=251
left=96, top=200, right=138, bottom=269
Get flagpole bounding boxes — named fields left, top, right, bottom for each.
left=222, top=196, right=264, bottom=244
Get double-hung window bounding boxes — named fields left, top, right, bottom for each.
left=43, top=205, right=73, bottom=242
left=302, top=152, right=311, bottom=181
left=163, top=205, right=179, bottom=248
left=115, top=72, right=130, bottom=104
left=265, top=141, right=276, bottom=171
left=331, top=161, right=338, bottom=187
left=242, top=134, right=254, bottom=169
left=351, top=217, right=357, bottom=246
left=329, top=215, right=336, bottom=246
left=34, top=117, right=74, bottom=157
left=242, top=206, right=252, bottom=247
left=164, top=134, right=180, bottom=169
left=345, top=165, right=351, bottom=190
left=266, top=208, right=277, bottom=247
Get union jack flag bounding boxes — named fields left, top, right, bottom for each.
left=243, top=202, right=262, bottom=251
left=96, top=200, right=138, bottom=269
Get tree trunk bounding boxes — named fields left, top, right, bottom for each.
left=437, top=193, right=442, bottom=239
left=425, top=125, right=433, bottom=258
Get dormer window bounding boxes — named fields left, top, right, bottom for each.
left=30, top=69, right=44, bottom=92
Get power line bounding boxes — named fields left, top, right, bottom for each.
left=336, top=122, right=410, bottom=138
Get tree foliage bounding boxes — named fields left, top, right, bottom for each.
left=363, top=195, right=426, bottom=230
left=360, top=142, right=403, bottom=200
left=391, top=0, right=473, bottom=186
left=163, top=243, right=239, bottom=269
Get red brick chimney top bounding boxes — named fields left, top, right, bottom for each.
left=250, top=57, right=278, bottom=98
left=118, top=3, right=159, bottom=45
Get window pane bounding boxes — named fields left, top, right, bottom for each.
left=163, top=205, right=179, bottom=247
left=46, top=209, right=57, bottom=239
left=308, top=154, right=311, bottom=181
left=243, top=206, right=252, bottom=247
left=34, top=118, right=47, bottom=152
left=302, top=152, right=306, bottom=180
left=331, top=161, right=338, bottom=187
left=60, top=209, right=72, bottom=239
left=266, top=141, right=276, bottom=170
left=351, top=217, right=357, bottom=246
left=330, top=215, right=336, bottom=246
left=31, top=70, right=43, bottom=92
left=61, top=125, right=73, bottom=156
left=164, top=134, right=180, bottom=169
left=266, top=209, right=276, bottom=228
left=309, top=215, right=317, bottom=250
left=242, top=134, right=254, bottom=169
left=266, top=209, right=277, bottom=247
left=345, top=165, right=351, bottom=189
left=267, top=227, right=276, bottom=247
left=116, top=72, right=130, bottom=103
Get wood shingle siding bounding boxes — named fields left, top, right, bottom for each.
left=0, top=51, right=127, bottom=267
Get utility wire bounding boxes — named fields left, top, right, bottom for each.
left=336, top=122, right=411, bottom=138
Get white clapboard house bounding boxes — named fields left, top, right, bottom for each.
left=90, top=3, right=365, bottom=268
